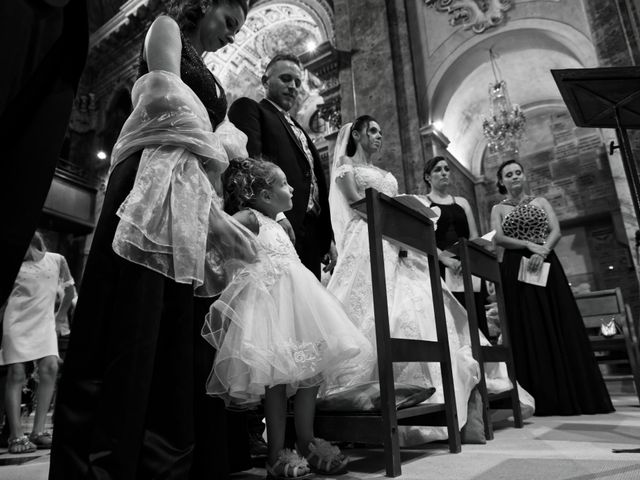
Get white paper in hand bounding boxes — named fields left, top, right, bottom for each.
left=517, top=257, right=550, bottom=287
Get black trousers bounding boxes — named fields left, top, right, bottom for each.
left=0, top=0, right=88, bottom=305
left=295, top=212, right=325, bottom=280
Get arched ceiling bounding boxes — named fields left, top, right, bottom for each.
left=204, top=1, right=330, bottom=103
left=429, top=21, right=597, bottom=175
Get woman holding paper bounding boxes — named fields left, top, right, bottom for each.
left=491, top=159, right=613, bottom=416
left=423, top=156, right=489, bottom=336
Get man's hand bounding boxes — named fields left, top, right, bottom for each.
left=322, top=241, right=338, bottom=273
left=278, top=217, right=296, bottom=244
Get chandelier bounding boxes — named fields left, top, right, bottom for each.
left=482, top=49, right=526, bottom=154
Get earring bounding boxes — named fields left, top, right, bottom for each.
left=200, top=0, right=208, bottom=14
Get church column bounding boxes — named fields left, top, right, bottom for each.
left=301, top=41, right=346, bottom=173
left=333, top=0, right=424, bottom=193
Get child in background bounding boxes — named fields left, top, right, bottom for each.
left=1, top=232, right=74, bottom=453
left=203, top=158, right=372, bottom=478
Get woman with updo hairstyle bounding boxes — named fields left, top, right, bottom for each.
left=51, top=0, right=258, bottom=478
left=491, top=159, right=614, bottom=416
left=423, top=156, right=490, bottom=336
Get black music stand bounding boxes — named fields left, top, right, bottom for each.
left=551, top=67, right=640, bottom=222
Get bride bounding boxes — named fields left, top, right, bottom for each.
left=325, top=116, right=533, bottom=444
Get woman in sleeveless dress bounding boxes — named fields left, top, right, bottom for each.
left=491, top=159, right=614, bottom=416
left=50, top=2, right=257, bottom=478
left=2, top=232, right=75, bottom=454
left=423, top=156, right=489, bottom=336
left=324, top=117, right=533, bottom=445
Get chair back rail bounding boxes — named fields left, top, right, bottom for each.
left=309, top=188, right=461, bottom=477
left=451, top=238, right=523, bottom=440
left=365, top=189, right=460, bottom=474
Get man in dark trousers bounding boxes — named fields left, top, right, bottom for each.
left=0, top=0, right=88, bottom=305
left=228, top=53, right=337, bottom=454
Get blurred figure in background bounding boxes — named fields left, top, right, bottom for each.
left=1, top=232, right=74, bottom=453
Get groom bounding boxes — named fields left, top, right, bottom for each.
left=229, top=53, right=337, bottom=455
left=228, top=53, right=336, bottom=279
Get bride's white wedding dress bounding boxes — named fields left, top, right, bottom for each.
left=324, top=124, right=533, bottom=444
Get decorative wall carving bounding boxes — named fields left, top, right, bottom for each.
left=68, top=94, right=98, bottom=134
left=301, top=42, right=345, bottom=134
left=425, top=0, right=513, bottom=34
left=318, top=97, right=342, bottom=132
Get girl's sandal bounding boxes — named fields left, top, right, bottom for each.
left=8, top=435, right=37, bottom=454
left=303, top=438, right=349, bottom=475
left=266, top=449, right=313, bottom=480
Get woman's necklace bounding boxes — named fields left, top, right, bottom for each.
left=502, top=194, right=530, bottom=207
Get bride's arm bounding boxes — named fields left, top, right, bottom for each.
left=335, top=170, right=362, bottom=205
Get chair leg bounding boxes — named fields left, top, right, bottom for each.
left=477, top=379, right=494, bottom=440
left=505, top=358, right=523, bottom=428
left=383, top=423, right=402, bottom=477
left=625, top=342, right=640, bottom=405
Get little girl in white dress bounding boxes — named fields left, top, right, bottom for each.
left=203, top=158, right=372, bottom=479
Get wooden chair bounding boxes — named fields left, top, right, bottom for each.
left=449, top=239, right=523, bottom=440
left=574, top=288, right=640, bottom=402
left=312, top=188, right=461, bottom=477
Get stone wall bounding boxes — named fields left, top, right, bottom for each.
left=333, top=0, right=423, bottom=193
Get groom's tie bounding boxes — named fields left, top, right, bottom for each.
left=283, top=111, right=321, bottom=215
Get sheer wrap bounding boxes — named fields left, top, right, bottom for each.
left=109, top=70, right=258, bottom=296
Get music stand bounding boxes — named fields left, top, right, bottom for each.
left=551, top=67, right=640, bottom=222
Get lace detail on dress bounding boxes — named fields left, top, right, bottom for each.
left=353, top=165, right=398, bottom=197
left=334, top=163, right=354, bottom=179
left=248, top=208, right=299, bottom=286
left=501, top=197, right=550, bottom=245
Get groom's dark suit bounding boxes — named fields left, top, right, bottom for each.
left=229, top=97, right=333, bottom=278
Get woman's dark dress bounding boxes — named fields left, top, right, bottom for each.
left=499, top=197, right=614, bottom=416
left=428, top=195, right=489, bottom=336
left=50, top=34, right=250, bottom=479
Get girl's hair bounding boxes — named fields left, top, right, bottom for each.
left=167, top=0, right=248, bottom=33
left=423, top=156, right=448, bottom=187
left=25, top=231, right=46, bottom=261
left=223, top=157, right=281, bottom=214
left=496, top=159, right=523, bottom=194
left=346, top=115, right=377, bottom=157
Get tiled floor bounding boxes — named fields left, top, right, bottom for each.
left=2, top=396, right=640, bottom=479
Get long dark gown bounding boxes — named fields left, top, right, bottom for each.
left=428, top=195, right=490, bottom=336
left=499, top=197, right=614, bottom=416
left=49, top=33, right=250, bottom=479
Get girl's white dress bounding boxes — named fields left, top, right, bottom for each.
left=203, top=208, right=373, bottom=407
left=1, top=252, right=74, bottom=365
